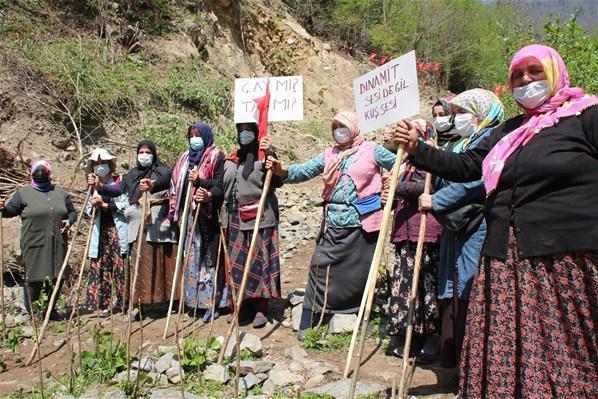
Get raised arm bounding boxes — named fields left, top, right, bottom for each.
left=1, top=191, right=25, bottom=218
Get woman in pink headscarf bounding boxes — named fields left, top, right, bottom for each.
left=267, top=111, right=396, bottom=341
left=393, top=44, right=597, bottom=397
left=0, top=161, right=77, bottom=317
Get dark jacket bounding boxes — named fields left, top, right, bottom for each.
left=391, top=168, right=442, bottom=243
left=412, top=104, right=598, bottom=259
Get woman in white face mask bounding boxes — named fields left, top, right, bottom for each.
left=393, top=44, right=598, bottom=398
left=266, top=111, right=397, bottom=341
left=85, top=148, right=130, bottom=316
left=117, top=140, right=178, bottom=312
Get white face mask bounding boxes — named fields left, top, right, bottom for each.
left=189, top=137, right=204, bottom=151
left=453, top=113, right=477, bottom=138
left=137, top=153, right=153, bottom=167
left=94, top=164, right=111, bottom=177
left=333, top=127, right=352, bottom=144
left=433, top=116, right=452, bottom=133
left=512, top=80, right=551, bottom=109
left=238, top=130, right=256, bottom=146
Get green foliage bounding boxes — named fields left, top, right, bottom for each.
left=79, top=325, right=129, bottom=383
left=85, top=0, right=179, bottom=35
left=186, top=374, right=228, bottom=398
left=301, top=327, right=352, bottom=352
left=543, top=15, right=598, bottom=94
left=138, top=111, right=191, bottom=164
left=1, top=325, right=23, bottom=353
left=179, top=337, right=220, bottom=372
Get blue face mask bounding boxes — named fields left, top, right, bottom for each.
left=239, top=130, right=256, bottom=146
left=189, top=137, right=204, bottom=151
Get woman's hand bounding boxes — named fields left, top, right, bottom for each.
left=418, top=193, right=433, bottom=212
left=381, top=173, right=391, bottom=204
left=188, top=169, right=199, bottom=184
left=87, top=173, right=102, bottom=190
left=91, top=195, right=106, bottom=209
left=259, top=136, right=271, bottom=154
left=139, top=178, right=153, bottom=192
left=60, top=220, right=70, bottom=233
left=392, top=119, right=420, bottom=155
left=265, top=156, right=288, bottom=177
left=425, top=139, right=439, bottom=149
left=195, top=187, right=212, bottom=203
left=0, top=198, right=5, bottom=210
left=383, top=127, right=393, bottom=142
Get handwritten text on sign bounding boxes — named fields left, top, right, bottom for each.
left=234, top=76, right=304, bottom=123
left=353, top=51, right=420, bottom=134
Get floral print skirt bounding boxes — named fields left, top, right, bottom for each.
left=86, top=225, right=126, bottom=312
left=387, top=241, right=440, bottom=336
left=460, top=227, right=598, bottom=398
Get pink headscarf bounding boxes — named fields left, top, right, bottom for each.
left=332, top=111, right=361, bottom=137
left=482, top=44, right=598, bottom=194
left=30, top=160, right=53, bottom=192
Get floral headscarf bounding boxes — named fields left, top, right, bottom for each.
left=332, top=111, right=361, bottom=137
left=30, top=160, right=53, bottom=192
left=449, top=89, right=505, bottom=151
left=482, top=44, right=598, bottom=194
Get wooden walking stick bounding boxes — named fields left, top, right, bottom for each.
left=24, top=187, right=93, bottom=365
left=163, top=168, right=197, bottom=338
left=170, top=201, right=201, bottom=340
left=25, top=188, right=95, bottom=366
left=343, top=148, right=407, bottom=379
left=397, top=171, right=433, bottom=399
left=217, top=169, right=274, bottom=364
left=0, top=210, right=5, bottom=339
left=347, top=146, right=405, bottom=398
left=25, top=279, right=45, bottom=399
left=127, top=192, right=149, bottom=381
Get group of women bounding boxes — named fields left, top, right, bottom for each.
left=1, top=44, right=595, bottom=398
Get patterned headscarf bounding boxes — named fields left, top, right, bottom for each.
left=30, top=160, right=53, bottom=192
left=449, top=89, right=505, bottom=151
left=482, top=44, right=598, bottom=194
left=332, top=111, right=361, bottom=137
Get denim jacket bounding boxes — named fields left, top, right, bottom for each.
left=85, top=177, right=129, bottom=258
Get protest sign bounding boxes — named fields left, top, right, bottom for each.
left=234, top=76, right=303, bottom=123
left=353, top=50, right=420, bottom=134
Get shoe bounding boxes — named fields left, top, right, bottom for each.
left=159, top=218, right=171, bottom=233
left=252, top=312, right=267, bottom=328
left=99, top=309, right=110, bottom=318
left=385, top=335, right=405, bottom=357
left=296, top=329, right=308, bottom=342
left=202, top=308, right=219, bottom=324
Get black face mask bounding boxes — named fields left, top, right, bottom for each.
left=32, top=170, right=50, bottom=183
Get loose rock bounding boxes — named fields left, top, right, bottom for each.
left=262, top=379, right=276, bottom=395
left=285, top=345, right=307, bottom=360
left=291, top=305, right=303, bottom=331
left=155, top=352, right=177, bottom=374
left=304, top=378, right=385, bottom=398
left=203, top=363, right=230, bottom=384
left=269, top=368, right=304, bottom=387
left=132, top=356, right=155, bottom=372
left=238, top=372, right=259, bottom=392
left=328, top=313, right=357, bottom=334
left=239, top=360, right=274, bottom=375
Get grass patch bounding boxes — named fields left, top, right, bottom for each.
left=301, top=327, right=352, bottom=352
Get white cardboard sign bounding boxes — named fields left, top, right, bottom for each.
left=353, top=51, right=420, bottom=134
left=234, top=76, right=303, bottom=123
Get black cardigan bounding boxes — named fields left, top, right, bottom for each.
left=412, top=104, right=598, bottom=259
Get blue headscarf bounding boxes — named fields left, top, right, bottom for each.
left=188, top=122, right=214, bottom=168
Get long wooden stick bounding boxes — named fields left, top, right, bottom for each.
left=343, top=148, right=405, bottom=378
left=25, top=279, right=45, bottom=399
left=347, top=146, right=405, bottom=398
left=217, top=169, right=274, bottom=364
left=164, top=176, right=196, bottom=338
left=0, top=213, right=5, bottom=339
left=397, top=172, right=432, bottom=399
left=65, top=205, right=97, bottom=338
left=127, top=192, right=148, bottom=381
left=171, top=202, right=201, bottom=341
left=25, top=187, right=93, bottom=365
left=25, top=192, right=96, bottom=366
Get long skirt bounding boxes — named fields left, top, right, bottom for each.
left=184, top=215, right=228, bottom=310
left=86, top=225, right=126, bottom=312
left=460, top=227, right=598, bottom=398
left=387, top=241, right=440, bottom=336
left=130, top=241, right=178, bottom=305
left=228, top=210, right=281, bottom=300
left=303, top=227, right=378, bottom=314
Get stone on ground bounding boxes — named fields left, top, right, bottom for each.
left=238, top=372, right=259, bottom=392
left=285, top=345, right=307, bottom=360
left=155, top=352, right=178, bottom=374
left=238, top=360, right=274, bottom=375
left=203, top=363, right=230, bottom=383
left=328, top=313, right=357, bottom=334
left=132, top=356, right=155, bottom=372
left=240, top=333, right=263, bottom=356
left=291, top=305, right=303, bottom=331
left=303, top=378, right=385, bottom=398
left=148, top=388, right=204, bottom=399
left=269, top=367, right=304, bottom=387
left=262, top=379, right=276, bottom=395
